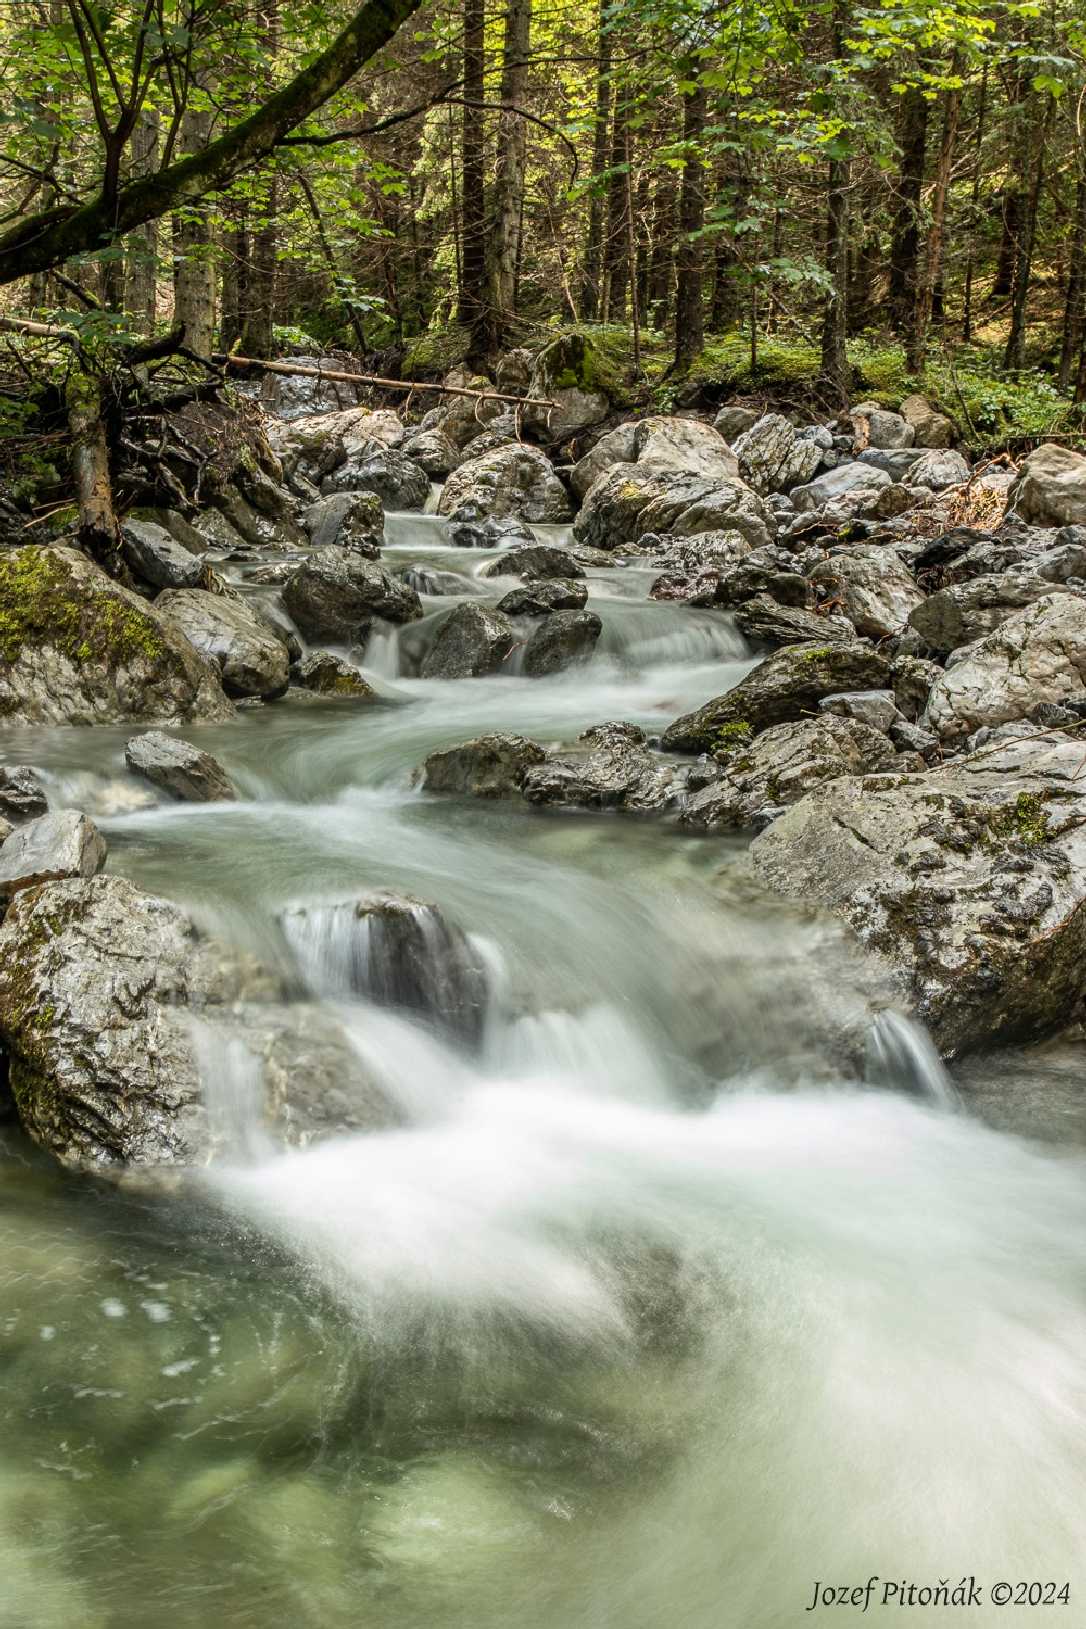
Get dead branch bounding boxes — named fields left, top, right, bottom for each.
left=215, top=353, right=556, bottom=408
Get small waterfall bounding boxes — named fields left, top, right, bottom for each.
left=865, top=1010, right=957, bottom=1106
left=364, top=622, right=402, bottom=677
left=189, top=1018, right=274, bottom=1163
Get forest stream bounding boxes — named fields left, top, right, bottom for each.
left=2, top=496, right=1085, bottom=1629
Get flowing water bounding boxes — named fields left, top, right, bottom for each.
left=1, top=510, right=1084, bottom=1627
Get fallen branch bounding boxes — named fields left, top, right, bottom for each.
left=0, top=315, right=78, bottom=344
left=214, top=352, right=556, bottom=409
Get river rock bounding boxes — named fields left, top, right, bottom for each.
left=121, top=519, right=206, bottom=590
left=1009, top=444, right=1086, bottom=528
left=321, top=445, right=430, bottom=510
left=438, top=385, right=507, bottom=450
left=400, top=427, right=461, bottom=478
left=0, top=767, right=48, bottom=823
left=663, top=641, right=892, bottom=753
left=157, top=588, right=290, bottom=699
left=818, top=690, right=900, bottom=732
left=497, top=580, right=588, bottom=616
left=923, top=593, right=1086, bottom=741
left=910, top=448, right=971, bottom=491
left=292, top=652, right=377, bottom=697
left=733, top=595, right=856, bottom=646
left=790, top=461, right=892, bottom=514
left=480, top=544, right=585, bottom=581
left=522, top=609, right=602, bottom=677
left=681, top=715, right=897, bottom=831
left=570, top=423, right=640, bottom=500
left=634, top=416, right=740, bottom=480
left=808, top=548, right=924, bottom=639
left=447, top=512, right=534, bottom=549
left=438, top=444, right=572, bottom=524
left=0, top=546, right=233, bottom=726
left=523, top=332, right=610, bottom=441
left=900, top=394, right=955, bottom=448
left=849, top=407, right=914, bottom=450
left=420, top=604, right=516, bottom=679
left=0, top=874, right=394, bottom=1170
left=713, top=405, right=760, bottom=442
left=301, top=491, right=384, bottom=554
left=421, top=732, right=547, bottom=798
left=282, top=548, right=423, bottom=641
left=733, top=414, right=823, bottom=494
left=0, top=810, right=107, bottom=897
left=522, top=722, right=684, bottom=812
left=574, top=464, right=773, bottom=552
left=748, top=732, right=1086, bottom=1053
left=908, top=572, right=1084, bottom=656
left=280, top=893, right=490, bottom=1047
left=858, top=447, right=925, bottom=481
left=124, top=730, right=236, bottom=802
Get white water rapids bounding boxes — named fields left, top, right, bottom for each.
left=0, top=510, right=1083, bottom=1626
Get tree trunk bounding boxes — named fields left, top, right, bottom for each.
left=579, top=0, right=612, bottom=321
left=708, top=153, right=744, bottom=333
left=907, top=64, right=962, bottom=374
left=1059, top=172, right=1086, bottom=393
left=961, top=65, right=989, bottom=341
left=173, top=110, right=216, bottom=357
left=673, top=66, right=706, bottom=374
left=237, top=175, right=277, bottom=356
left=125, top=109, right=160, bottom=335
left=67, top=366, right=120, bottom=563
left=1003, top=94, right=1053, bottom=371
left=477, top=0, right=531, bottom=355
left=603, top=81, right=629, bottom=322
left=820, top=155, right=850, bottom=398
left=648, top=163, right=677, bottom=328
left=458, top=0, right=486, bottom=333
left=887, top=85, right=928, bottom=334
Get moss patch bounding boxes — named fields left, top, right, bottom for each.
left=712, top=720, right=754, bottom=762
left=0, top=547, right=165, bottom=669
left=984, top=791, right=1054, bottom=848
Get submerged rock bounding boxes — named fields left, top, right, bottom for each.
left=663, top=641, right=892, bottom=753
left=437, top=444, right=572, bottom=523
left=125, top=730, right=236, bottom=802
left=521, top=722, right=684, bottom=812
left=480, top=544, right=585, bottom=581
left=291, top=652, right=377, bottom=697
left=0, top=546, right=233, bottom=726
left=156, top=587, right=290, bottom=699
left=0, top=810, right=107, bottom=897
left=282, top=547, right=423, bottom=641
left=521, top=609, right=602, bottom=677
left=748, top=733, right=1086, bottom=1054
left=497, top=580, right=588, bottom=616
left=0, top=875, right=395, bottom=1171
left=420, top=604, right=516, bottom=679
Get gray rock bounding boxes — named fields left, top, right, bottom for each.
left=663, top=641, right=892, bottom=753
left=523, top=333, right=611, bottom=440
left=809, top=547, right=924, bottom=639
left=681, top=715, right=896, bottom=830
left=889, top=718, right=940, bottom=758
left=214, top=481, right=306, bottom=550
left=570, top=423, right=641, bottom=501
left=748, top=733, right=1086, bottom=1054
left=734, top=595, right=856, bottom=646
left=857, top=447, right=925, bottom=480
left=437, top=386, right=508, bottom=450
left=850, top=407, right=914, bottom=450
left=899, top=394, right=955, bottom=448
left=790, top=461, right=892, bottom=514
left=480, top=544, right=585, bottom=581
left=521, top=609, right=602, bottom=677
left=908, top=572, right=1084, bottom=655
left=0, top=767, right=48, bottom=823
left=713, top=405, right=761, bottom=442
left=438, top=444, right=572, bottom=523
left=0, top=546, right=233, bottom=727
left=322, top=445, right=430, bottom=510
left=0, top=875, right=395, bottom=1170
left=125, top=730, right=235, bottom=802
left=574, top=463, right=772, bottom=552
left=494, top=348, right=533, bottom=395
left=733, top=414, right=823, bottom=494
left=497, top=580, right=588, bottom=616
left=1009, top=443, right=1086, bottom=528
left=121, top=519, right=206, bottom=590
left=282, top=548, right=423, bottom=641
left=891, top=654, right=944, bottom=720
left=923, top=593, right=1086, bottom=741
left=634, top=415, right=740, bottom=480
left=420, top=603, right=516, bottom=679
left=291, top=652, right=377, bottom=697
left=522, top=722, right=684, bottom=812
left=0, top=809, right=106, bottom=897
left=910, top=448, right=971, bottom=491
left=156, top=588, right=290, bottom=699
left=447, top=512, right=534, bottom=549
left=301, top=491, right=384, bottom=554
left=400, top=427, right=462, bottom=478
left=818, top=689, right=899, bottom=732
left=421, top=732, right=547, bottom=797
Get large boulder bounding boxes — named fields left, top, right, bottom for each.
left=899, top=394, right=955, bottom=449
left=748, top=733, right=1086, bottom=1053
left=523, top=332, right=610, bottom=441
left=521, top=609, right=602, bottom=677
left=438, top=444, right=572, bottom=523
left=733, top=595, right=856, bottom=646
left=480, top=544, right=585, bottom=581
left=121, top=518, right=206, bottom=590
left=321, top=445, right=430, bottom=510
left=420, top=604, right=515, bottom=679
left=713, top=405, right=760, bottom=442
left=400, top=426, right=462, bottom=478
left=633, top=415, right=740, bottom=479
left=574, top=464, right=772, bottom=552
left=497, top=579, right=588, bottom=616
left=808, top=547, right=924, bottom=639
left=282, top=548, right=422, bottom=641
left=0, top=767, right=48, bottom=823
left=1009, top=444, right=1086, bottom=528
left=125, top=730, right=236, bottom=803
left=156, top=588, right=290, bottom=699
left=0, top=546, right=233, bottom=726
left=570, top=423, right=640, bottom=501
left=681, top=715, right=896, bottom=830
left=300, top=491, right=384, bottom=554
left=907, top=573, right=1085, bottom=656
left=923, top=593, right=1086, bottom=741
left=663, top=641, right=892, bottom=753
left=0, top=810, right=106, bottom=898
left=910, top=448, right=971, bottom=491
left=291, top=651, right=377, bottom=697
left=0, top=876, right=395, bottom=1171
left=279, top=893, right=490, bottom=1047
left=790, top=461, right=892, bottom=514
left=848, top=406, right=914, bottom=450
left=420, top=733, right=546, bottom=798
left=733, top=414, right=823, bottom=494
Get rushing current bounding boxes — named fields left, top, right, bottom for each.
left=1, top=510, right=1084, bottom=1628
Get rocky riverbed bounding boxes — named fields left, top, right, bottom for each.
left=1, top=365, right=1085, bottom=1625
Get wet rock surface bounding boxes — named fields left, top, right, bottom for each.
left=125, top=730, right=237, bottom=802
left=156, top=588, right=291, bottom=700
left=420, top=603, right=516, bottom=679
left=0, top=809, right=107, bottom=896
left=282, top=548, right=423, bottom=641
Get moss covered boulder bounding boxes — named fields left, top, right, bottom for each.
left=0, top=546, right=233, bottom=726
left=525, top=332, right=610, bottom=441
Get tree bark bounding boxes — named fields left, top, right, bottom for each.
left=457, top=0, right=486, bottom=332
left=1003, top=94, right=1053, bottom=371
left=820, top=155, right=850, bottom=398
left=907, top=63, right=962, bottom=374
left=1059, top=172, right=1086, bottom=393
left=125, top=109, right=160, bottom=335
left=887, top=86, right=928, bottom=334
left=673, top=66, right=706, bottom=373
left=67, top=366, right=120, bottom=563
left=648, top=162, right=677, bottom=328
left=477, top=0, right=531, bottom=355
left=579, top=0, right=612, bottom=320
left=173, top=110, right=217, bottom=358
left=237, top=175, right=277, bottom=356
left=603, top=81, right=629, bottom=322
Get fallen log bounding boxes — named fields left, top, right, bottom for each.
left=214, top=352, right=556, bottom=409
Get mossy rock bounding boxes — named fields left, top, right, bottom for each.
left=0, top=546, right=234, bottom=726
